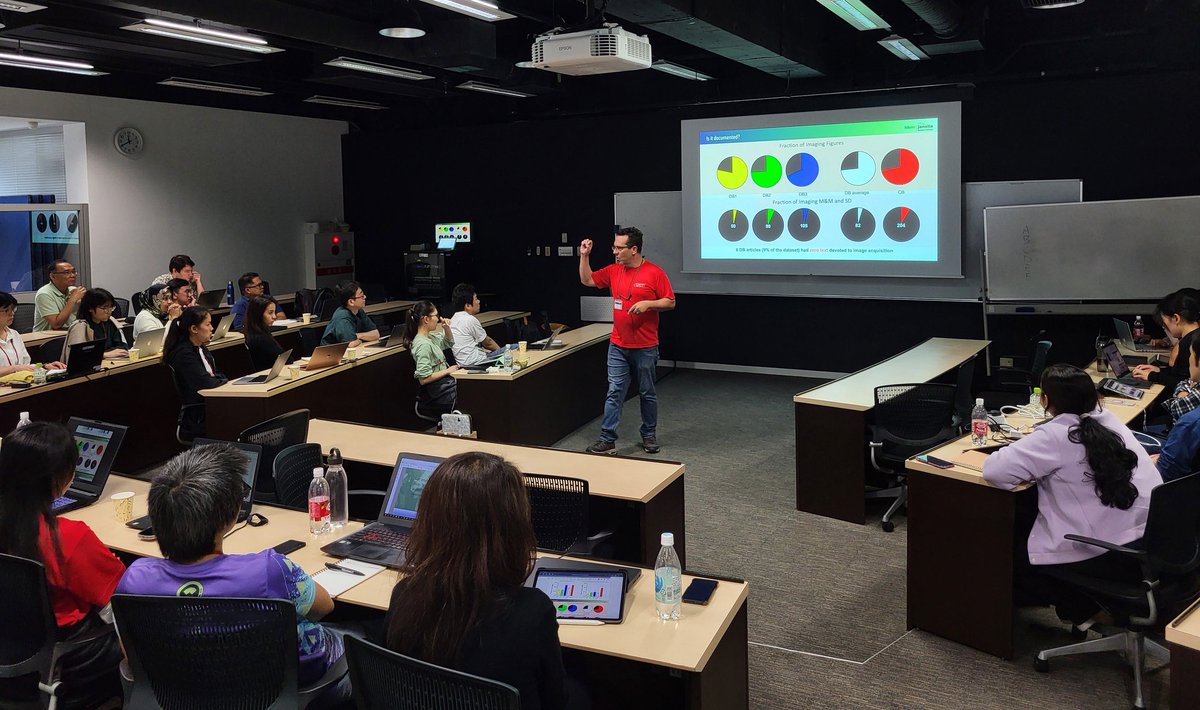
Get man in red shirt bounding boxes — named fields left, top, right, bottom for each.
left=579, top=226, right=675, bottom=454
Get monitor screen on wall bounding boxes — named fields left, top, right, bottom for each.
left=0, top=205, right=87, bottom=292
left=680, top=102, right=962, bottom=278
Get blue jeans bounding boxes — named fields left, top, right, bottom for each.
left=600, top=343, right=658, bottom=443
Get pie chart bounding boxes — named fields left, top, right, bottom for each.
left=840, top=207, right=875, bottom=241
left=716, top=157, right=748, bottom=189
left=788, top=208, right=821, bottom=241
left=883, top=206, right=920, bottom=241
left=840, top=152, right=876, bottom=186
left=881, top=148, right=919, bottom=185
left=785, top=153, right=820, bottom=187
left=752, top=208, right=785, bottom=241
left=751, top=155, right=783, bottom=188
left=717, top=209, right=749, bottom=242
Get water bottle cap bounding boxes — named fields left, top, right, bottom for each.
left=312, top=467, right=325, bottom=478
left=328, top=447, right=342, bottom=465
left=975, top=398, right=984, bottom=406
left=1033, top=387, right=1041, bottom=394
left=19, top=412, right=29, bottom=419
left=660, top=532, right=674, bottom=546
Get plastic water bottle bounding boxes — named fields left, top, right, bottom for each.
left=225, top=280, right=235, bottom=306
left=1029, top=387, right=1044, bottom=418
left=308, top=467, right=330, bottom=535
left=16, top=412, right=31, bottom=428
left=970, top=398, right=988, bottom=446
left=654, top=532, right=682, bottom=620
left=33, top=365, right=46, bottom=385
left=326, top=447, right=348, bottom=529
left=1133, top=315, right=1145, bottom=339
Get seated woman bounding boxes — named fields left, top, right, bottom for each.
left=243, top=295, right=286, bottom=371
left=983, top=364, right=1162, bottom=626
left=117, top=443, right=348, bottom=706
left=404, top=300, right=460, bottom=417
left=163, top=307, right=228, bottom=440
left=64, top=287, right=128, bottom=362
left=1133, top=288, right=1200, bottom=389
left=1156, top=337, right=1200, bottom=481
left=0, top=291, right=64, bottom=374
left=384, top=451, right=568, bottom=710
left=131, top=283, right=182, bottom=341
left=0, top=422, right=124, bottom=708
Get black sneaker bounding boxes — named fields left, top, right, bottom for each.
left=585, top=440, right=617, bottom=455
left=641, top=437, right=661, bottom=454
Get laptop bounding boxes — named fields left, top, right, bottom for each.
left=192, top=439, right=263, bottom=522
left=195, top=289, right=226, bottom=309
left=1112, top=318, right=1170, bottom=353
left=366, top=325, right=405, bottom=348
left=532, top=325, right=566, bottom=350
left=211, top=314, right=234, bottom=341
left=50, top=341, right=105, bottom=380
left=320, top=452, right=442, bottom=568
left=128, top=327, right=168, bottom=358
left=1098, top=341, right=1152, bottom=389
left=233, top=348, right=292, bottom=384
left=50, top=417, right=129, bottom=514
left=304, top=342, right=348, bottom=370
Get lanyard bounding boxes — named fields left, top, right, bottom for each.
left=619, top=262, right=645, bottom=301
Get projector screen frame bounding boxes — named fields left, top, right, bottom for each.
left=680, top=101, right=963, bottom=279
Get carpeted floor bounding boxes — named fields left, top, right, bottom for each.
left=554, top=368, right=1171, bottom=710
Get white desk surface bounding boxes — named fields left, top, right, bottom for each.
left=794, top=338, right=990, bottom=412
left=452, top=323, right=611, bottom=381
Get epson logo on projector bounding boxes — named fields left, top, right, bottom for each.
left=557, top=44, right=574, bottom=52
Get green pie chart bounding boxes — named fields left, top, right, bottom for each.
left=716, top=157, right=748, bottom=189
left=751, top=156, right=783, bottom=188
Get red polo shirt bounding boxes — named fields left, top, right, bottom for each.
left=591, top=259, right=675, bottom=348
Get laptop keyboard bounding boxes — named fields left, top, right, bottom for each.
left=51, top=495, right=73, bottom=510
left=345, top=525, right=410, bottom=550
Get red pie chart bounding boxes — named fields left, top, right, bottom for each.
left=881, top=148, right=919, bottom=185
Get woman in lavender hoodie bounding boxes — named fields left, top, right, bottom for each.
left=983, top=364, right=1162, bottom=625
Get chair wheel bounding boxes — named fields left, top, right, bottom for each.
left=881, top=520, right=895, bottom=533
left=1034, top=657, right=1049, bottom=673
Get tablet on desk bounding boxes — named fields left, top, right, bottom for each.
left=533, top=568, right=627, bottom=623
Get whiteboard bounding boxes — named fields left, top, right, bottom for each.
left=984, top=195, right=1200, bottom=301
left=615, top=180, right=1081, bottom=301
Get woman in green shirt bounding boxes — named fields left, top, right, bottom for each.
left=404, top=300, right=460, bottom=415
left=64, top=287, right=128, bottom=362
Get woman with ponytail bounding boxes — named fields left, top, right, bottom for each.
left=983, top=364, right=1162, bottom=625
left=404, top=300, right=460, bottom=416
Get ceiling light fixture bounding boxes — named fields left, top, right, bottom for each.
left=1021, top=0, right=1085, bottom=8
left=379, top=0, right=426, bottom=38
left=814, top=0, right=890, bottom=31
left=122, top=21, right=283, bottom=54
left=878, top=35, right=929, bottom=61
left=650, top=60, right=713, bottom=81
left=456, top=81, right=532, bottom=98
left=418, top=0, right=515, bottom=22
left=158, top=77, right=273, bottom=96
left=324, top=56, right=433, bottom=80
left=0, top=2, right=47, bottom=12
left=0, top=51, right=106, bottom=75
left=303, top=95, right=389, bottom=110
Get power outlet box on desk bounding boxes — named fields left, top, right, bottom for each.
left=999, top=356, right=1015, bottom=368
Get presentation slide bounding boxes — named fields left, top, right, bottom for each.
left=680, top=103, right=962, bottom=278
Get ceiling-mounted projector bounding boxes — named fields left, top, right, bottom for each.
left=523, top=25, right=652, bottom=76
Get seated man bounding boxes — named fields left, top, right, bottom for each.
left=1157, top=337, right=1200, bottom=481
left=152, top=254, right=205, bottom=295
left=448, top=283, right=501, bottom=367
left=33, top=259, right=85, bottom=331
left=166, top=278, right=195, bottom=309
left=320, top=280, right=379, bottom=347
left=116, top=443, right=348, bottom=703
left=229, top=272, right=265, bottom=331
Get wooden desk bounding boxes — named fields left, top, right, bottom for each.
left=905, top=370, right=1163, bottom=659
left=452, top=323, right=612, bottom=446
left=69, top=475, right=747, bottom=710
left=793, top=337, right=990, bottom=523
left=307, top=418, right=687, bottom=567
left=20, top=329, right=68, bottom=348
left=1167, top=602, right=1200, bottom=708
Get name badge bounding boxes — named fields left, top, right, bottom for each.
left=613, top=298, right=623, bottom=311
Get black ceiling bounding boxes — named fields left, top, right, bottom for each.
left=0, top=0, right=1196, bottom=129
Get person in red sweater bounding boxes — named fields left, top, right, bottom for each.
left=579, top=226, right=675, bottom=455
left=0, top=422, right=125, bottom=708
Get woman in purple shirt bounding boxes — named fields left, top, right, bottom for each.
left=983, top=364, right=1162, bottom=625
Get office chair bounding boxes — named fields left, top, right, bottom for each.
left=272, top=443, right=384, bottom=512
left=524, top=473, right=613, bottom=556
left=1034, top=472, right=1200, bottom=710
left=318, top=299, right=338, bottom=322
left=111, top=297, right=130, bottom=320
left=0, top=553, right=116, bottom=710
left=13, top=303, right=34, bottom=333
left=952, top=355, right=978, bottom=433
left=298, top=327, right=323, bottom=359
left=40, top=337, right=66, bottom=364
left=867, top=383, right=958, bottom=532
left=238, top=409, right=311, bottom=503
left=344, top=635, right=520, bottom=710
left=166, top=364, right=205, bottom=445
left=983, top=339, right=1052, bottom=409
left=129, top=291, right=145, bottom=316
left=112, top=594, right=348, bottom=710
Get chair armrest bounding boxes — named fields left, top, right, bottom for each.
left=298, top=654, right=348, bottom=709
left=1063, top=534, right=1148, bottom=559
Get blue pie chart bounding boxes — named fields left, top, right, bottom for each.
left=785, top=153, right=820, bottom=187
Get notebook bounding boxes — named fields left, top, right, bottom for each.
left=320, top=452, right=442, bottom=568
left=50, top=418, right=129, bottom=514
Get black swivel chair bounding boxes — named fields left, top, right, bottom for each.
left=0, top=553, right=116, bottom=710
left=344, top=635, right=520, bottom=710
left=866, top=383, right=958, bottom=532
left=40, top=337, right=66, bottom=364
left=112, top=594, right=347, bottom=710
left=166, top=364, right=205, bottom=445
left=983, top=339, right=1052, bottom=409
left=952, top=355, right=978, bottom=434
left=272, top=443, right=384, bottom=512
left=129, top=291, right=145, bottom=316
left=524, top=473, right=614, bottom=557
left=13, top=303, right=35, bottom=333
left=238, top=409, right=311, bottom=503
left=298, top=327, right=323, bottom=359
left=111, top=297, right=130, bottom=320
left=1033, top=472, right=1200, bottom=710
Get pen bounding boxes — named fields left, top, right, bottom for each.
left=557, top=619, right=603, bottom=626
left=325, top=562, right=364, bottom=576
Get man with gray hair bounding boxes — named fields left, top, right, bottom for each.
left=116, top=443, right=348, bottom=701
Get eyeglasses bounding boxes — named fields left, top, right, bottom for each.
left=354, top=293, right=367, bottom=301
left=96, top=305, right=115, bottom=312
left=612, top=245, right=632, bottom=252
left=54, top=269, right=77, bottom=275
left=248, top=282, right=265, bottom=290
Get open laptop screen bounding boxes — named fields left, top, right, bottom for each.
left=66, top=417, right=128, bottom=495
left=383, top=455, right=441, bottom=522
left=1101, top=341, right=1130, bottom=378
left=192, top=439, right=263, bottom=509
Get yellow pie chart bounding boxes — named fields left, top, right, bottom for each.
left=716, top=156, right=748, bottom=189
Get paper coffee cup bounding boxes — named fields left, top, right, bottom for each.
left=128, top=348, right=140, bottom=361
left=286, top=365, right=302, bottom=380
left=518, top=341, right=528, bottom=353
left=345, top=347, right=357, bottom=361
left=302, top=313, right=313, bottom=324
left=111, top=491, right=135, bottom=523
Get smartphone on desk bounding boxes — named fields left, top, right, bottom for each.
left=916, top=454, right=955, bottom=469
left=682, top=578, right=719, bottom=606
left=126, top=515, right=152, bottom=531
